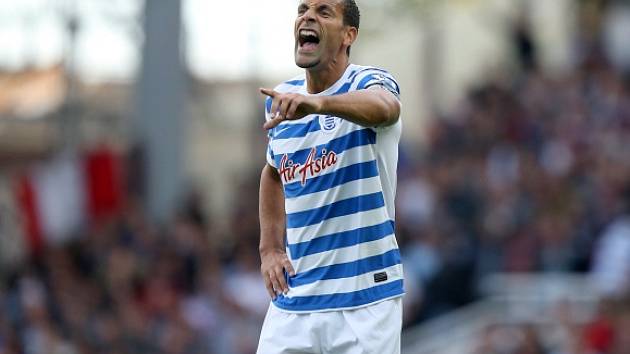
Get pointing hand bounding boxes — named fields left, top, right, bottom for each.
left=260, top=88, right=323, bottom=130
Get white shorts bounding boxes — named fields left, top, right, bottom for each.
left=256, top=298, right=402, bottom=354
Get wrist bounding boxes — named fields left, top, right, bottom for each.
left=312, top=95, right=327, bottom=115
left=259, top=245, right=284, bottom=256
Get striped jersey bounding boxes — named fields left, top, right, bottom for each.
left=264, top=64, right=404, bottom=313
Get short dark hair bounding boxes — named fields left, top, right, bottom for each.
left=342, top=0, right=360, bottom=29
left=342, top=0, right=360, bottom=56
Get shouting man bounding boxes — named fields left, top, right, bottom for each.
left=258, top=0, right=404, bottom=353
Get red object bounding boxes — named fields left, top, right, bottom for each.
left=84, top=147, right=124, bottom=222
left=583, top=318, right=615, bottom=352
left=15, top=174, right=43, bottom=255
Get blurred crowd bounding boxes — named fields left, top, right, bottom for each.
left=470, top=296, right=630, bottom=354
left=2, top=2, right=630, bottom=354
left=398, top=45, right=630, bottom=323
left=396, top=2, right=630, bottom=352
left=0, top=190, right=270, bottom=354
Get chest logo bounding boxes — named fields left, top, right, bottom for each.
left=279, top=147, right=338, bottom=186
left=320, top=115, right=339, bottom=133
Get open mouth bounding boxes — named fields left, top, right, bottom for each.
left=298, top=29, right=320, bottom=52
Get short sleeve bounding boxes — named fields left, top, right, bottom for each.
left=355, top=69, right=401, bottom=99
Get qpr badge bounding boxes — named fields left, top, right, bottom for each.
left=319, top=115, right=339, bottom=133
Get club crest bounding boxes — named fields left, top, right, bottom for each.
left=320, top=115, right=339, bottom=133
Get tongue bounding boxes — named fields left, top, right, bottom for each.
left=302, top=42, right=318, bottom=51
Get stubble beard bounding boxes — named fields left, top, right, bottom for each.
left=297, top=59, right=321, bottom=69
left=295, top=43, right=321, bottom=69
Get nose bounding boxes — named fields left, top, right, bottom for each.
left=299, top=7, right=316, bottom=23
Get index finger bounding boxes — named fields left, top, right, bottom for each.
left=260, top=88, right=277, bottom=98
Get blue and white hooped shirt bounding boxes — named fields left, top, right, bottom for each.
left=265, top=64, right=404, bottom=313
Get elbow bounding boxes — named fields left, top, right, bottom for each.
left=387, top=96, right=401, bottom=125
left=376, top=90, right=401, bottom=126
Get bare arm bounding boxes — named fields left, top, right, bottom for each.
left=318, top=86, right=400, bottom=127
left=261, top=86, right=400, bottom=130
left=259, top=163, right=294, bottom=300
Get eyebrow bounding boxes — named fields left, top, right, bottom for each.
left=298, top=2, right=336, bottom=13
left=317, top=4, right=333, bottom=12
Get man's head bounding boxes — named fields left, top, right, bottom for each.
left=294, top=0, right=360, bottom=69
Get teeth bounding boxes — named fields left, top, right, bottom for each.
left=300, top=29, right=318, bottom=37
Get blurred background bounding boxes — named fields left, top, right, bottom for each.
left=0, top=0, right=629, bottom=353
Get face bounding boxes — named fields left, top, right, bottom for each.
left=294, top=0, right=355, bottom=69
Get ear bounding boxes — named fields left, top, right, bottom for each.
left=343, top=27, right=358, bottom=50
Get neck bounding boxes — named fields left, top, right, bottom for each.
left=305, top=55, right=350, bottom=94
